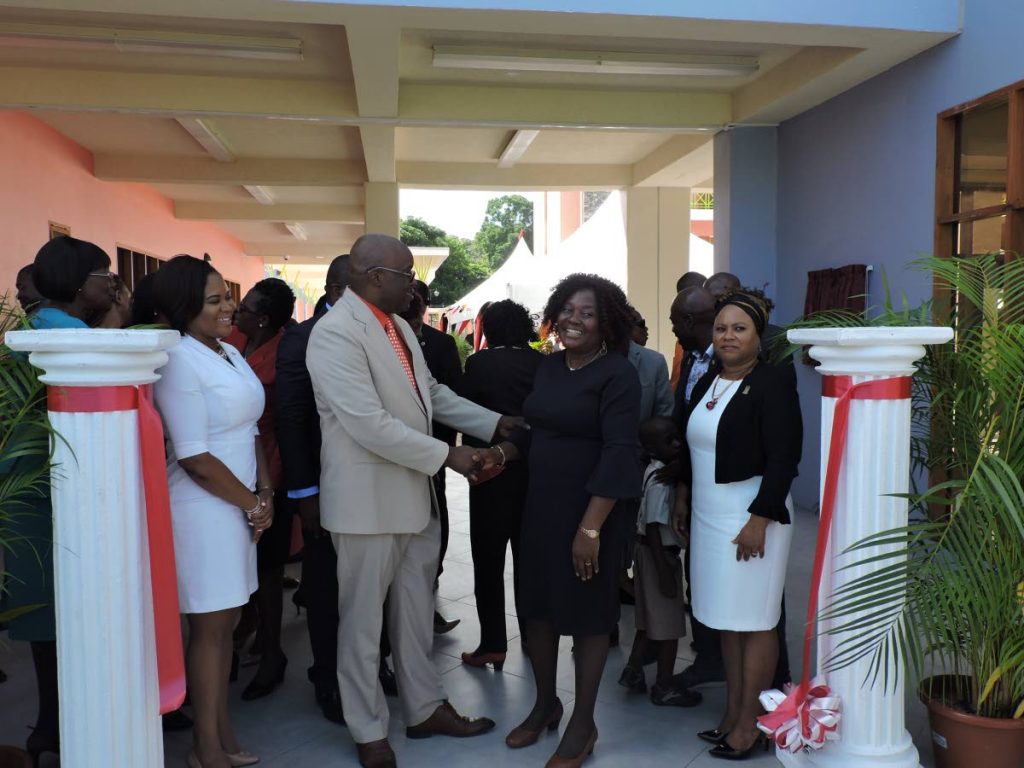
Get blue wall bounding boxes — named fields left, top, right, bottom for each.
left=775, top=0, right=1024, bottom=508
left=715, top=126, right=779, bottom=295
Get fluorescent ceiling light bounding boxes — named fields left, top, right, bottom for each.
left=433, top=45, right=758, bottom=78
left=285, top=223, right=308, bottom=241
left=243, top=185, right=275, bottom=205
left=0, top=22, right=303, bottom=61
left=176, top=118, right=234, bottom=162
left=497, top=129, right=539, bottom=169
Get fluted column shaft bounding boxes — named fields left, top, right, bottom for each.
left=5, top=329, right=180, bottom=768
left=779, top=327, right=952, bottom=768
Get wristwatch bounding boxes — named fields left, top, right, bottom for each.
left=578, top=525, right=600, bottom=539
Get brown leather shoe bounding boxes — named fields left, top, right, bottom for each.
left=505, top=698, right=564, bottom=749
left=406, top=701, right=496, bottom=739
left=356, top=738, right=397, bottom=768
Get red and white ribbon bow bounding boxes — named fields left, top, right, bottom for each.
left=758, top=676, right=841, bottom=752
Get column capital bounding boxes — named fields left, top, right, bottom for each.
left=788, top=326, right=953, bottom=376
left=5, top=329, right=180, bottom=386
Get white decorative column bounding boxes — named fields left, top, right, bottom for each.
left=5, top=329, right=180, bottom=768
left=781, top=327, right=952, bottom=768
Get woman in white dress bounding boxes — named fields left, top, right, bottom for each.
left=152, top=255, right=274, bottom=768
left=674, top=289, right=802, bottom=761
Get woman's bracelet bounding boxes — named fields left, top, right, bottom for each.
left=257, top=486, right=274, bottom=498
left=494, top=444, right=507, bottom=467
left=242, top=496, right=265, bottom=521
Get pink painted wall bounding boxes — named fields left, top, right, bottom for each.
left=0, top=110, right=263, bottom=300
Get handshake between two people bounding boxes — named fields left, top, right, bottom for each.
left=444, top=414, right=526, bottom=483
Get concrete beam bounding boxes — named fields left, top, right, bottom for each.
left=359, top=125, right=397, bottom=183
left=244, top=240, right=362, bottom=260
left=95, top=156, right=366, bottom=186
left=0, top=65, right=358, bottom=121
left=397, top=161, right=633, bottom=189
left=731, top=47, right=861, bottom=124
left=399, top=83, right=731, bottom=130
left=631, top=134, right=713, bottom=187
left=175, top=202, right=364, bottom=223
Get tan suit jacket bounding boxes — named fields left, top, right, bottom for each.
left=306, top=289, right=500, bottom=535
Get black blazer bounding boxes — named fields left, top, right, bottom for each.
left=680, top=360, right=802, bottom=524
left=275, top=306, right=326, bottom=493
left=416, top=324, right=463, bottom=446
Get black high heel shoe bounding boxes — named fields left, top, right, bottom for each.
left=697, top=727, right=727, bottom=744
left=26, top=727, right=60, bottom=768
left=242, top=653, right=287, bottom=700
left=708, top=732, right=770, bottom=761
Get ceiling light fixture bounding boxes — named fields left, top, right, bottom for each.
left=497, top=129, right=539, bottom=169
left=0, top=22, right=303, bottom=61
left=433, top=45, right=758, bottom=78
left=176, top=117, right=234, bottom=162
left=285, top=223, right=308, bottom=241
left=243, top=185, right=275, bottom=205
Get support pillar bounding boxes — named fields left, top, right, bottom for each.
left=625, top=186, right=690, bottom=359
left=713, top=126, right=778, bottom=291
left=782, top=327, right=952, bottom=768
left=364, top=181, right=400, bottom=237
left=5, top=328, right=181, bottom=768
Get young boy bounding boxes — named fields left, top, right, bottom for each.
left=619, top=416, right=701, bottom=707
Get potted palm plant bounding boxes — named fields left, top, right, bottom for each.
left=0, top=294, right=52, bottom=768
left=782, top=254, right=1024, bottom=768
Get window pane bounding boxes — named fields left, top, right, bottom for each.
left=957, top=215, right=1006, bottom=256
left=957, top=97, right=1008, bottom=213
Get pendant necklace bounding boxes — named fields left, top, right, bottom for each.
left=706, top=376, right=738, bottom=410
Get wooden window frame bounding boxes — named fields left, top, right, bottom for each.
left=116, top=244, right=164, bottom=292
left=934, top=78, right=1024, bottom=317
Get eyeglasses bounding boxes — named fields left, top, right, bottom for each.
left=88, top=270, right=116, bottom=280
left=365, top=266, right=415, bottom=283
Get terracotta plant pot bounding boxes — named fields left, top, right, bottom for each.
left=920, top=675, right=1024, bottom=768
left=0, top=746, right=31, bottom=768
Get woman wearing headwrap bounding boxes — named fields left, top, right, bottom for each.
left=673, top=288, right=802, bottom=760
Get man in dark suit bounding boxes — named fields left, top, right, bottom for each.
left=400, top=280, right=463, bottom=634
left=275, top=254, right=398, bottom=722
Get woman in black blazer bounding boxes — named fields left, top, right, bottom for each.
left=674, top=289, right=802, bottom=761
left=457, top=300, right=544, bottom=669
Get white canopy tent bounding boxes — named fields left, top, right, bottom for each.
left=444, top=191, right=711, bottom=334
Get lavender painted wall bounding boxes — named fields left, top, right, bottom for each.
left=776, top=0, right=1024, bottom=508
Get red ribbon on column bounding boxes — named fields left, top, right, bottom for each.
left=48, top=385, right=186, bottom=715
left=756, top=375, right=911, bottom=752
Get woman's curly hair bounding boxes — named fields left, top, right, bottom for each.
left=541, top=273, right=635, bottom=353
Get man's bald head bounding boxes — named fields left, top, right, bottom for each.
left=676, top=271, right=707, bottom=293
left=670, top=286, right=716, bottom=352
left=349, top=234, right=411, bottom=274
left=348, top=233, right=415, bottom=314
left=705, top=272, right=741, bottom=300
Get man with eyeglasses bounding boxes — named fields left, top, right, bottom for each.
left=306, top=234, right=523, bottom=768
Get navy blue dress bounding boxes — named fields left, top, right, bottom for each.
left=513, top=350, right=642, bottom=636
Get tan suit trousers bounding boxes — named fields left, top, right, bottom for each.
left=332, top=515, right=445, bottom=743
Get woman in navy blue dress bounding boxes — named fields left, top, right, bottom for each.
left=478, top=274, right=642, bottom=768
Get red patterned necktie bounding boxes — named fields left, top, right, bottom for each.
left=383, top=317, right=421, bottom=397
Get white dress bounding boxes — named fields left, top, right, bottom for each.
left=687, top=380, right=793, bottom=631
left=154, top=335, right=264, bottom=614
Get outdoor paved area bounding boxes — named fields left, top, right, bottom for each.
left=0, top=471, right=936, bottom=766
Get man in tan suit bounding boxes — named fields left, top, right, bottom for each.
left=307, top=234, right=512, bottom=768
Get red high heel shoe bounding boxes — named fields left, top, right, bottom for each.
left=460, top=650, right=506, bottom=671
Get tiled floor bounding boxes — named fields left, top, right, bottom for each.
left=0, top=471, right=937, bottom=766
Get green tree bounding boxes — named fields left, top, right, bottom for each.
left=400, top=216, right=489, bottom=307
left=472, top=195, right=533, bottom=269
